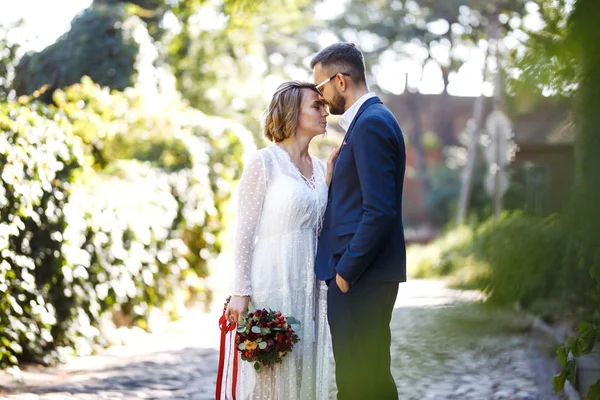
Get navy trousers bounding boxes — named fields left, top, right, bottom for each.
left=327, top=278, right=399, bottom=399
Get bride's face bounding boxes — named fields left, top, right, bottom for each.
left=297, top=89, right=329, bottom=138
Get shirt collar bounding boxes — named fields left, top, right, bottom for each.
left=339, top=92, right=377, bottom=132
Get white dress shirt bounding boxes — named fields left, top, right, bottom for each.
left=338, top=92, right=377, bottom=132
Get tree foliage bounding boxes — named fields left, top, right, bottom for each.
left=12, top=4, right=151, bottom=99
left=510, top=0, right=600, bottom=397
left=0, top=19, right=22, bottom=101
left=0, top=76, right=253, bottom=368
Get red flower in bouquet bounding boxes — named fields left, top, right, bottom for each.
left=235, top=308, right=301, bottom=373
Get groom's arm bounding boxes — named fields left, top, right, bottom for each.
left=335, top=115, right=399, bottom=287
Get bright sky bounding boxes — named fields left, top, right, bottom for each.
left=2, top=0, right=93, bottom=53
left=1, top=0, right=546, bottom=98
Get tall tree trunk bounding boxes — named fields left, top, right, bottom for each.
left=456, top=94, right=485, bottom=225
left=438, top=66, right=455, bottom=147
left=406, top=91, right=430, bottom=198
left=570, top=0, right=600, bottom=274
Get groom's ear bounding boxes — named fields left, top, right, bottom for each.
left=337, top=74, right=349, bottom=92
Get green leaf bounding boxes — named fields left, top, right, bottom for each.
left=579, top=322, right=594, bottom=334
left=565, top=359, right=577, bottom=386
left=557, top=346, right=568, bottom=367
left=567, top=337, right=583, bottom=357
left=251, top=326, right=261, bottom=334
left=286, top=317, right=299, bottom=325
left=9, top=342, right=22, bottom=354
left=0, top=337, right=10, bottom=348
left=580, top=331, right=596, bottom=354
left=261, top=327, right=271, bottom=335
left=588, top=380, right=600, bottom=400
left=238, top=342, right=246, bottom=351
left=258, top=341, right=267, bottom=350
left=237, top=326, right=246, bottom=333
left=254, top=362, right=263, bottom=373
left=553, top=372, right=566, bottom=392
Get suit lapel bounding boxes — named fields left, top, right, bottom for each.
left=341, top=96, right=383, bottom=144
left=329, top=96, right=383, bottom=196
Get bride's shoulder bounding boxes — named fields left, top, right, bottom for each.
left=244, top=146, right=277, bottom=168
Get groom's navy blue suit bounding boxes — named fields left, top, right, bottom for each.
left=316, top=96, right=406, bottom=399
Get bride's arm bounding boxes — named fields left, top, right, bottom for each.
left=226, top=151, right=267, bottom=323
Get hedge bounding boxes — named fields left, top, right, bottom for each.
left=0, top=78, right=253, bottom=367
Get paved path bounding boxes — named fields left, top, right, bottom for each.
left=0, top=280, right=564, bottom=399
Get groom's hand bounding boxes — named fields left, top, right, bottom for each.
left=335, top=274, right=350, bottom=293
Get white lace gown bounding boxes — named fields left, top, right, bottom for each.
left=228, top=144, right=331, bottom=400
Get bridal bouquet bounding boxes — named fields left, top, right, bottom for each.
left=235, top=306, right=301, bottom=373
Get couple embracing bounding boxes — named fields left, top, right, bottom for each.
left=225, top=42, right=406, bottom=400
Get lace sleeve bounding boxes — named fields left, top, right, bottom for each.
left=231, top=151, right=267, bottom=296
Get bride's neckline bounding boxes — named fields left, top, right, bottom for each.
left=274, top=144, right=316, bottom=188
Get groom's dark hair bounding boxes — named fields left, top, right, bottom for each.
left=310, top=42, right=367, bottom=87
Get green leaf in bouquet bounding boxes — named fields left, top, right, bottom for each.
left=258, top=341, right=267, bottom=350
left=238, top=342, right=246, bottom=351
left=254, top=362, right=263, bottom=373
left=286, top=317, right=300, bottom=325
left=237, top=326, right=247, bottom=333
left=261, top=328, right=271, bottom=334
left=290, top=323, right=301, bottom=333
left=251, top=326, right=261, bottom=334
left=273, top=327, right=281, bottom=331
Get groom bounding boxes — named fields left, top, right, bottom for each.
left=313, top=43, right=406, bottom=399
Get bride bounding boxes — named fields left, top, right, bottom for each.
left=225, top=81, right=338, bottom=399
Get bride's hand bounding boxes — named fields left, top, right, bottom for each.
left=326, top=146, right=340, bottom=187
left=226, top=295, right=250, bottom=324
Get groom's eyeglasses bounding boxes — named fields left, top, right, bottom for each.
left=315, top=72, right=351, bottom=96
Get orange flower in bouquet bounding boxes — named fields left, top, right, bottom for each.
left=236, top=307, right=301, bottom=373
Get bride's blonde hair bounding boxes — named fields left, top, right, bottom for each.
left=264, top=81, right=319, bottom=143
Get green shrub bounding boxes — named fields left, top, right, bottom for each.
left=412, top=211, right=590, bottom=314
left=0, top=78, right=252, bottom=368
left=471, top=212, right=570, bottom=307
left=0, top=100, right=87, bottom=366
left=54, top=77, right=252, bottom=279
left=407, top=225, right=473, bottom=279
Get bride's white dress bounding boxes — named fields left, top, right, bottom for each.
left=229, top=144, right=331, bottom=400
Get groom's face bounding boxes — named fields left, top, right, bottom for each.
left=313, top=63, right=346, bottom=115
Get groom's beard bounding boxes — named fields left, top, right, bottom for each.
left=328, top=91, right=346, bottom=115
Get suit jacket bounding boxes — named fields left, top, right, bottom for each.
left=315, top=96, right=406, bottom=286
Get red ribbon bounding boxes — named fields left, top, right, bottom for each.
left=216, top=313, right=238, bottom=400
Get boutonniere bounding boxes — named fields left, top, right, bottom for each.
left=342, top=140, right=348, bottom=147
